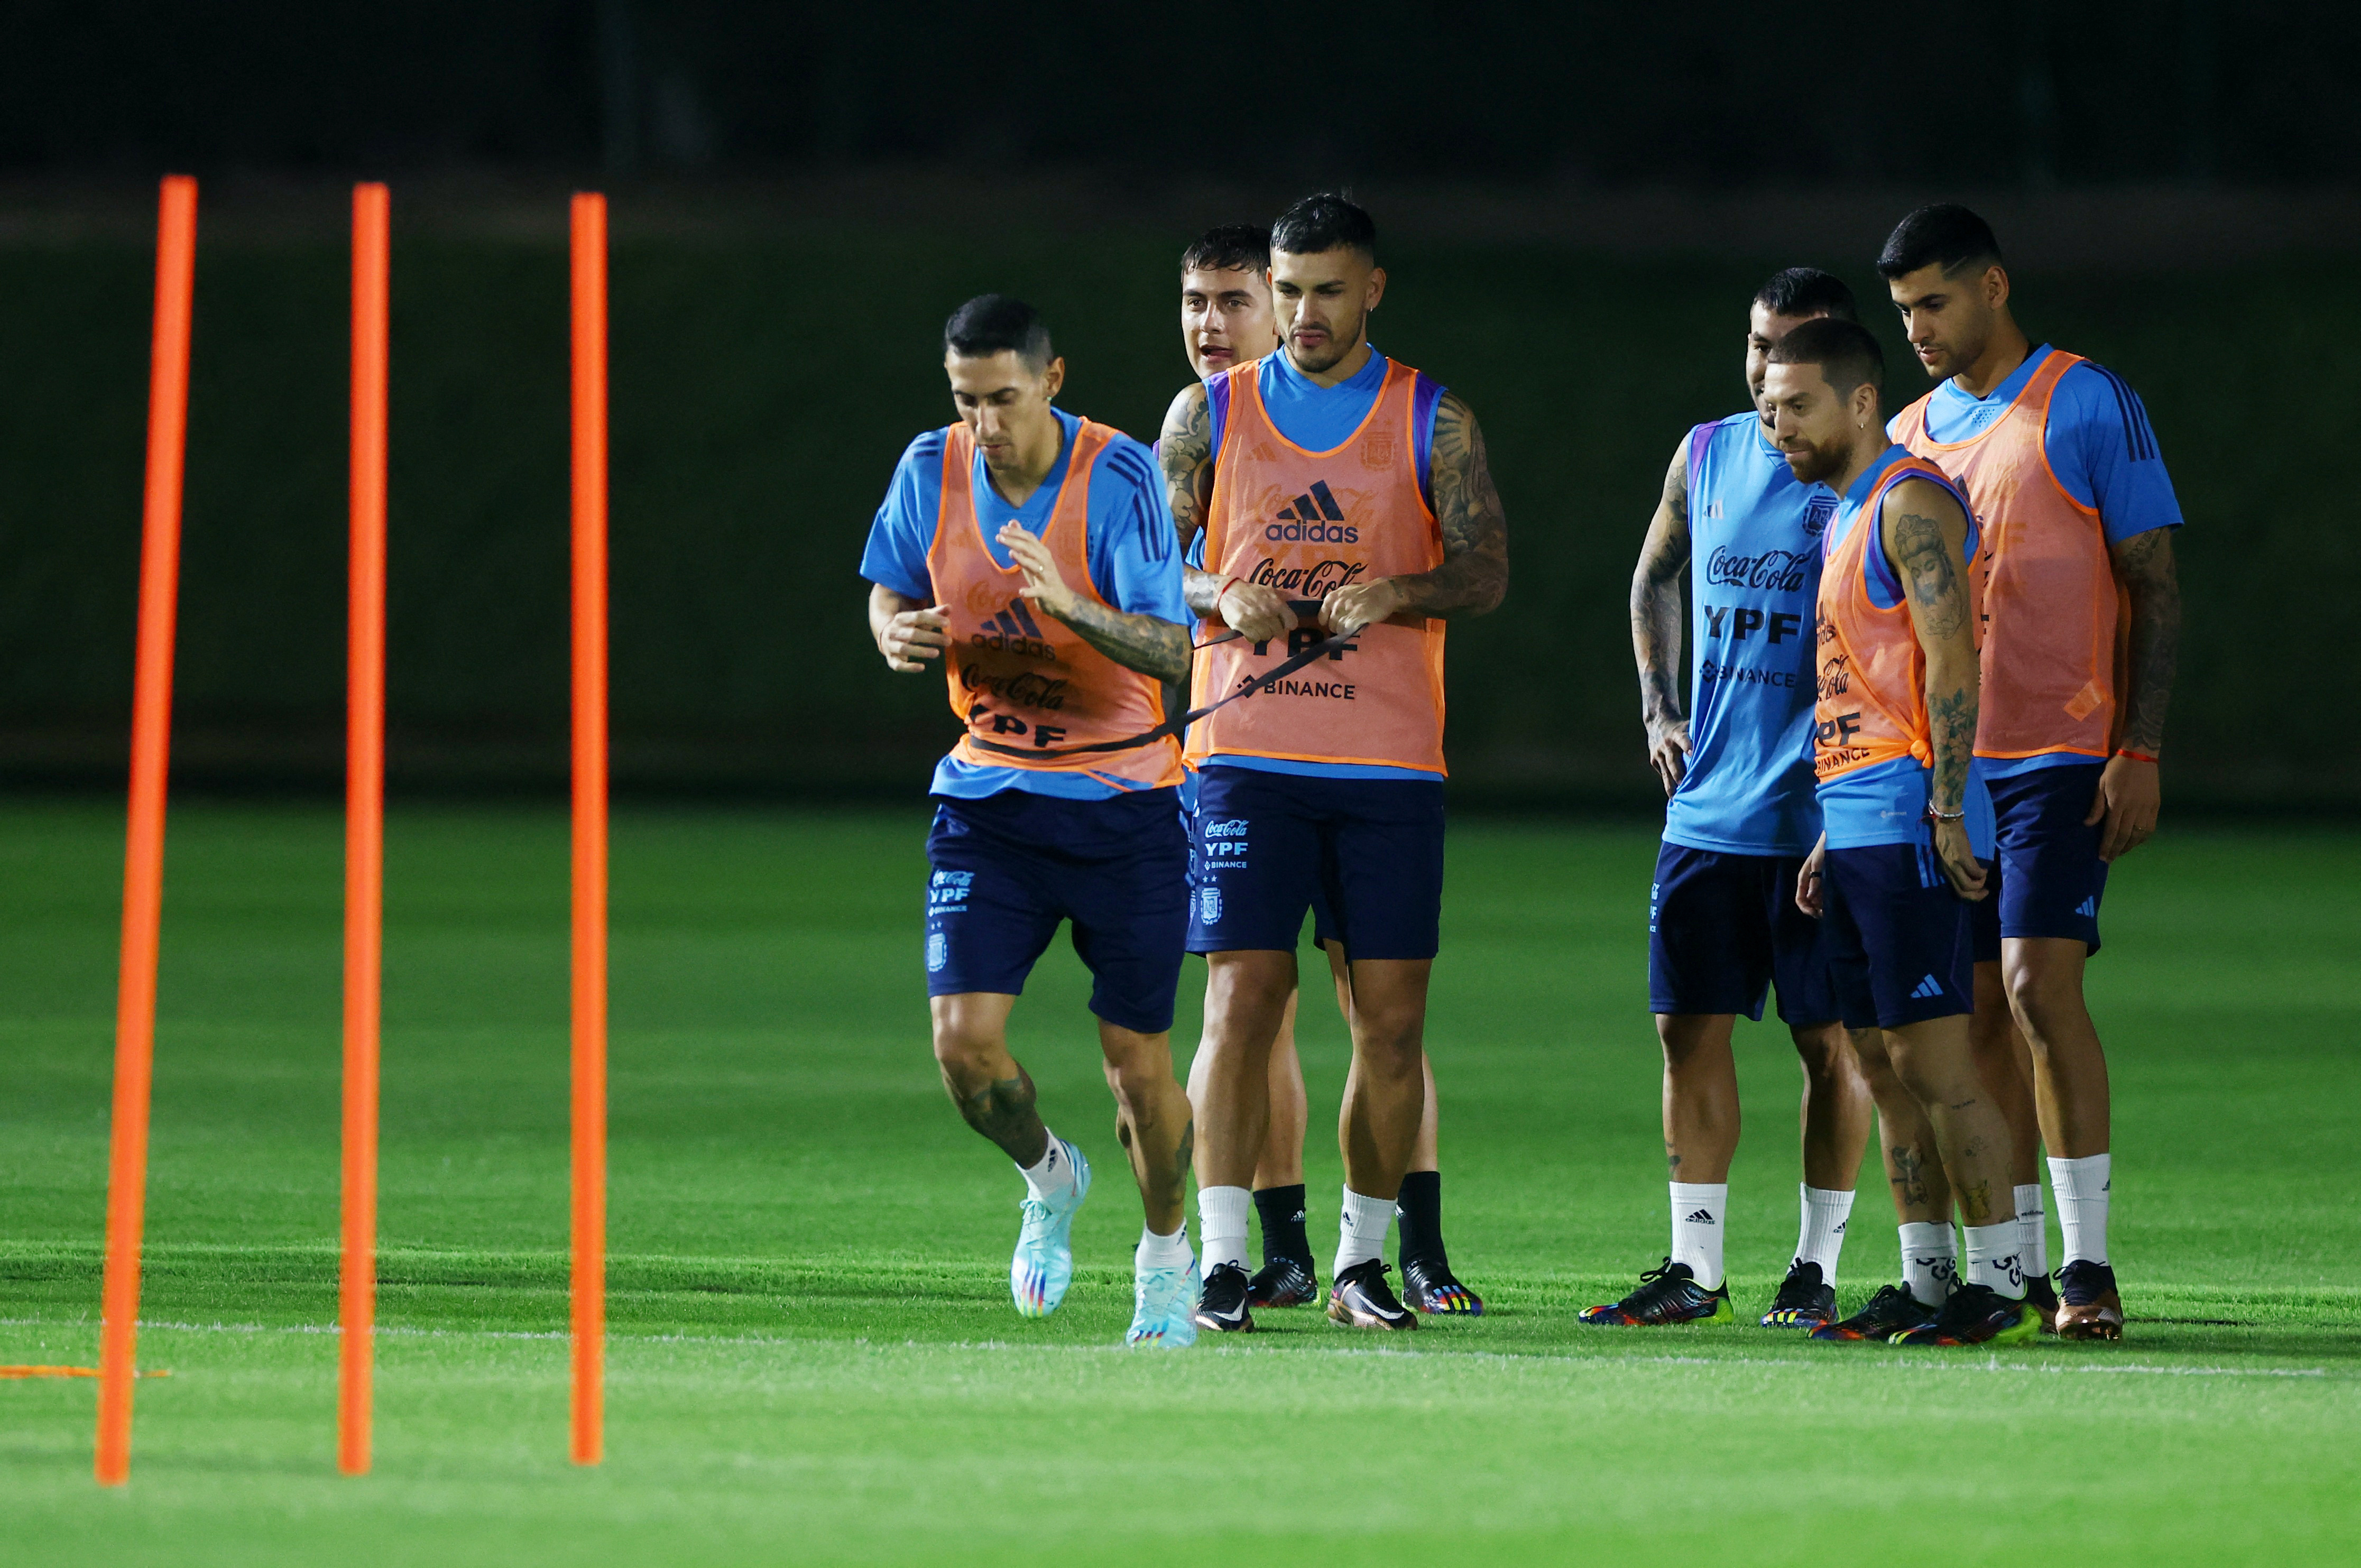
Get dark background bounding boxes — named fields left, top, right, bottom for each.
left=2, top=2, right=2354, bottom=808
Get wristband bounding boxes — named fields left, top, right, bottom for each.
left=2116, top=748, right=2159, bottom=763
left=1924, top=805, right=1966, bottom=824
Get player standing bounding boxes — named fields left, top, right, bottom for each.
left=1764, top=317, right=2040, bottom=1348
left=1587, top=269, right=1874, bottom=1332
left=861, top=295, right=1202, bottom=1349
left=1170, top=225, right=1480, bottom=1316
left=1160, top=193, right=1507, bottom=1333
left=1881, top=206, right=2183, bottom=1341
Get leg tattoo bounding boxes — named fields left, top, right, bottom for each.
left=958, top=1069, right=1048, bottom=1166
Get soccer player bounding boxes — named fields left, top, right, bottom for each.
left=1171, top=225, right=1479, bottom=1316
left=861, top=294, right=1202, bottom=1349
left=1160, top=193, right=1508, bottom=1333
left=1764, top=316, right=2041, bottom=1348
left=1587, top=269, right=1875, bottom=1332
left=1880, top=205, right=2184, bottom=1341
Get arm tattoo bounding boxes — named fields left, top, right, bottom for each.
left=1889, top=491, right=1979, bottom=814
left=2111, top=527, right=2181, bottom=757
left=1893, top=510, right=1966, bottom=638
left=1631, top=440, right=1692, bottom=723
left=1039, top=595, right=1193, bottom=683
left=1158, top=384, right=1230, bottom=619
left=1389, top=391, right=1509, bottom=617
left=957, top=1069, right=1048, bottom=1166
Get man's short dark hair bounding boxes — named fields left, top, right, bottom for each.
left=1182, top=224, right=1271, bottom=276
left=1877, top=204, right=2004, bottom=280
left=943, top=294, right=1054, bottom=370
left=1767, top=316, right=1885, bottom=399
left=1754, top=267, right=1857, bottom=323
left=1270, top=192, right=1376, bottom=260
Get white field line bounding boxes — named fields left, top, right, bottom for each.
left=0, top=1317, right=2334, bottom=1378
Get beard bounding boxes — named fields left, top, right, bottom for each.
left=1783, top=433, right=1851, bottom=486
left=1287, top=311, right=1367, bottom=375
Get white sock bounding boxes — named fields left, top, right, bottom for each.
left=1899, top=1221, right=1958, bottom=1307
left=1137, top=1223, right=1192, bottom=1272
left=1333, top=1186, right=1395, bottom=1275
left=1197, top=1185, right=1251, bottom=1272
left=2049, top=1152, right=2111, bottom=1266
left=1018, top=1133, right=1076, bottom=1204
left=2014, top=1182, right=2050, bottom=1279
left=1795, top=1184, right=1855, bottom=1285
left=1963, top=1220, right=2027, bottom=1300
left=1669, top=1182, right=1728, bottom=1290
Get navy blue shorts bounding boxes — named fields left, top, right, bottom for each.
left=1649, top=842, right=1840, bottom=1026
left=1822, top=842, right=1977, bottom=1030
left=1185, top=765, right=1444, bottom=962
left=925, top=787, right=1188, bottom=1035
left=1971, top=761, right=2108, bottom=962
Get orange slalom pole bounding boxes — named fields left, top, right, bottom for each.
left=338, top=181, right=390, bottom=1478
left=567, top=190, right=610, bottom=1468
left=95, top=172, right=198, bottom=1489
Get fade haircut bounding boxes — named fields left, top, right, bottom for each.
left=943, top=294, right=1054, bottom=370
left=1767, top=316, right=1886, bottom=400
left=1182, top=224, right=1271, bottom=276
left=1753, top=267, right=1858, bottom=323
left=1877, top=204, right=2004, bottom=280
left=1270, top=192, right=1377, bottom=260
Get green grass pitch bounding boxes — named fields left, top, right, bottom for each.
left=2, top=802, right=2357, bottom=1564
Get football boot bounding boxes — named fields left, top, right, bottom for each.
left=1401, top=1256, right=1484, bottom=1316
left=1009, top=1139, right=1090, bottom=1318
left=1127, top=1257, right=1201, bottom=1350
left=2054, top=1260, right=2125, bottom=1341
left=1809, top=1283, right=1940, bottom=1342
left=1327, top=1260, right=1417, bottom=1330
left=1248, top=1256, right=1319, bottom=1309
left=1760, top=1259, right=1838, bottom=1329
left=1888, top=1283, right=2043, bottom=1346
left=1192, top=1260, right=1256, bottom=1334
left=1578, top=1260, right=1733, bottom=1326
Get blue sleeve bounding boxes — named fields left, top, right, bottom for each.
left=1086, top=437, right=1191, bottom=624
left=857, top=431, right=944, bottom=602
left=2048, top=364, right=2184, bottom=545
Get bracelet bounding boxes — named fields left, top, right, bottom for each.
left=1924, top=805, right=1966, bottom=824
left=2116, top=748, right=2159, bottom=763
left=1214, top=575, right=1242, bottom=603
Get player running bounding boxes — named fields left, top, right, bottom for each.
left=1880, top=205, right=2184, bottom=1341
left=1160, top=193, right=1507, bottom=1333
left=860, top=294, right=1202, bottom=1349
left=1170, top=224, right=1479, bottom=1316
left=1764, top=317, right=2040, bottom=1348
left=1587, top=269, right=1875, bottom=1333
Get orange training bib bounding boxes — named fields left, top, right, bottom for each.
left=1185, top=356, right=1447, bottom=773
left=924, top=420, right=1182, bottom=790
left=1894, top=351, right=2129, bottom=761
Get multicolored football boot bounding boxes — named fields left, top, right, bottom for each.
left=1578, top=1260, right=1734, bottom=1326
left=1760, top=1259, right=1838, bottom=1329
left=1402, top=1256, right=1484, bottom=1315
left=2054, top=1260, right=2125, bottom=1341
left=1127, top=1257, right=1201, bottom=1350
left=1008, top=1139, right=1090, bottom=1318
left=1809, top=1283, right=1940, bottom=1341
left=1888, top=1283, right=2043, bottom=1346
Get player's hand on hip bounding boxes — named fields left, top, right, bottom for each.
left=878, top=604, right=950, bottom=673
left=1218, top=578, right=1290, bottom=644
left=1320, top=576, right=1406, bottom=640
left=1645, top=714, right=1692, bottom=796
left=996, top=522, right=1078, bottom=621
left=2087, top=753, right=2160, bottom=862
left=1933, top=818, right=1989, bottom=901
left=1795, top=834, right=1828, bottom=918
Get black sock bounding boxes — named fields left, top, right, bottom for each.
left=1396, top=1170, right=1446, bottom=1266
left=1253, top=1184, right=1312, bottom=1269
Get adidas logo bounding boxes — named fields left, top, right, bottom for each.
left=1263, top=479, right=1361, bottom=543
left=2074, top=896, right=2098, bottom=917
left=1909, top=974, right=1946, bottom=1000
left=1833, top=1220, right=1847, bottom=1233
left=1684, top=1209, right=1717, bottom=1224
